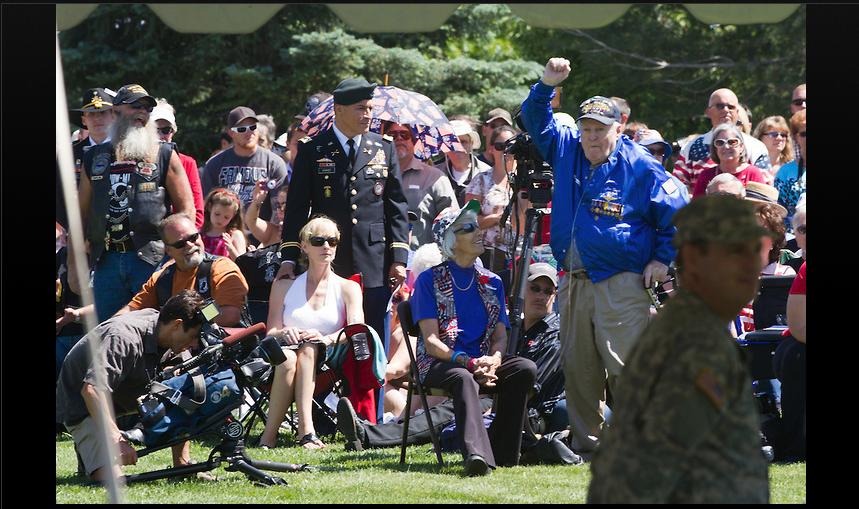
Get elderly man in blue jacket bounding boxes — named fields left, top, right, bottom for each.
left=521, top=57, right=687, bottom=459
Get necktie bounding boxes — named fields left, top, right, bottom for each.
left=347, top=139, right=356, bottom=168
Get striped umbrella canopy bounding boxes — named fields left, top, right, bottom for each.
left=299, top=85, right=465, bottom=161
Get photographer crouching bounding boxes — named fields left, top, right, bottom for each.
left=57, top=290, right=208, bottom=482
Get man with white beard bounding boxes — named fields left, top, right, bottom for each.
left=114, top=213, right=249, bottom=328
left=79, top=84, right=195, bottom=322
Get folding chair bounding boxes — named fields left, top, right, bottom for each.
left=395, top=300, right=449, bottom=467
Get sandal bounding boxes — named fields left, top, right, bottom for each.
left=295, top=432, right=326, bottom=450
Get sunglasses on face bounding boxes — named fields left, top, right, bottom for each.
left=453, top=222, right=479, bottom=234
left=167, top=232, right=200, bottom=249
left=797, top=131, right=806, bottom=138
left=529, top=284, right=555, bottom=296
left=709, top=102, right=736, bottom=110
left=128, top=101, right=154, bottom=113
left=157, top=126, right=175, bottom=135
left=791, top=98, right=806, bottom=107
left=714, top=138, right=741, bottom=148
left=230, top=123, right=258, bottom=134
left=309, top=236, right=339, bottom=247
left=764, top=132, right=789, bottom=139
left=388, top=130, right=412, bottom=141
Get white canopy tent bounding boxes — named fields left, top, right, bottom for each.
left=57, top=4, right=801, bottom=33
left=54, top=4, right=801, bottom=502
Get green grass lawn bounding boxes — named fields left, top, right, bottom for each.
left=55, top=418, right=806, bottom=504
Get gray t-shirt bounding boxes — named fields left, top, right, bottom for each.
left=200, top=147, right=288, bottom=221
left=56, top=309, right=165, bottom=426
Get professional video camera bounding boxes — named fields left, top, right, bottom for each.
left=123, top=301, right=317, bottom=487
left=502, top=111, right=554, bottom=355
left=502, top=130, right=553, bottom=208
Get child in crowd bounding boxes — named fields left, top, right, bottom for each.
left=200, top=188, right=247, bottom=260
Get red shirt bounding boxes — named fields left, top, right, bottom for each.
left=783, top=262, right=806, bottom=337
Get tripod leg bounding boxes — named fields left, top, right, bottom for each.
left=225, top=459, right=288, bottom=486
left=123, top=460, right=218, bottom=485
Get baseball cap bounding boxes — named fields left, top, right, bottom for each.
left=484, top=108, right=513, bottom=126
left=69, top=88, right=115, bottom=128
left=432, top=199, right=481, bottom=247
left=671, top=194, right=778, bottom=249
left=113, top=84, right=155, bottom=107
left=227, top=106, right=258, bottom=129
left=576, top=96, right=621, bottom=125
left=633, top=128, right=672, bottom=159
left=527, top=262, right=559, bottom=287
left=333, top=78, right=377, bottom=106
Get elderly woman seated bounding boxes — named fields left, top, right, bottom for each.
left=409, top=200, right=537, bottom=476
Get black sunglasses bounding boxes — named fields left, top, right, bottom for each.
left=453, top=223, right=479, bottom=234
left=157, top=126, right=175, bottom=135
left=309, top=236, right=339, bottom=247
left=791, top=98, right=806, bottom=106
left=529, top=284, right=555, bottom=296
left=128, top=101, right=154, bottom=113
left=167, top=232, right=200, bottom=249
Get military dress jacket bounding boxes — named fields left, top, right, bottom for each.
left=280, top=128, right=410, bottom=289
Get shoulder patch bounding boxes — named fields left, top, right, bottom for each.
left=300, top=136, right=313, bottom=144
left=661, top=178, right=678, bottom=196
left=695, top=368, right=725, bottom=410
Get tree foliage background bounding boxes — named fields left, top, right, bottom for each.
left=59, top=4, right=806, bottom=165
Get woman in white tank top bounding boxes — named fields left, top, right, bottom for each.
left=259, top=217, right=364, bottom=450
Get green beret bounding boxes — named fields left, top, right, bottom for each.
left=671, top=195, right=778, bottom=249
left=333, top=78, right=377, bottom=105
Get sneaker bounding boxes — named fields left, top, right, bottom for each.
left=336, top=398, right=366, bottom=451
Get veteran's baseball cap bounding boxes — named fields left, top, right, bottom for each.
left=576, top=96, right=621, bottom=125
left=113, top=84, right=155, bottom=107
left=671, top=194, right=778, bottom=249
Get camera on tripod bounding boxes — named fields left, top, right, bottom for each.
left=135, top=301, right=284, bottom=448
left=503, top=131, right=553, bottom=208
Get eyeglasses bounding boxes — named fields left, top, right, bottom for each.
left=230, top=123, right=258, bottom=134
left=714, top=138, right=741, bottom=148
left=763, top=132, right=789, bottom=139
left=309, top=236, right=339, bottom=247
left=528, top=284, right=555, bottom=296
left=709, top=102, right=737, bottom=110
left=167, top=232, right=200, bottom=249
left=157, top=126, right=175, bottom=135
left=128, top=101, right=154, bottom=113
left=795, top=225, right=806, bottom=235
left=453, top=222, right=479, bottom=234
left=388, top=130, right=412, bottom=141
left=647, top=147, right=667, bottom=157
left=493, top=142, right=509, bottom=151
left=797, top=131, right=806, bottom=138
left=791, top=98, right=807, bottom=107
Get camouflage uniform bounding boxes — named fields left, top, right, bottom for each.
left=587, top=196, right=772, bottom=503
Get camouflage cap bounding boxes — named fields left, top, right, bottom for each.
left=671, top=195, right=778, bottom=249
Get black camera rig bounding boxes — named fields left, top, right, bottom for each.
left=121, top=302, right=325, bottom=487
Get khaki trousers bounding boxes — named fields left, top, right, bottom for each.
left=557, top=270, right=650, bottom=455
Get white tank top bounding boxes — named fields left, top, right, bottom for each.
left=282, top=272, right=346, bottom=336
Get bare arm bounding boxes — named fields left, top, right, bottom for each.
left=81, top=382, right=138, bottom=466
left=165, top=151, right=195, bottom=217
left=786, top=293, right=806, bottom=343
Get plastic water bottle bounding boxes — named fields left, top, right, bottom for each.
left=352, top=332, right=370, bottom=361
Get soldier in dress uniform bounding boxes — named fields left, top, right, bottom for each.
left=587, top=195, right=773, bottom=503
left=277, top=78, right=410, bottom=355
left=69, top=88, right=115, bottom=187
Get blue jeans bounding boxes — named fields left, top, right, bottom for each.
left=92, top=250, right=158, bottom=322
left=57, top=334, right=85, bottom=381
